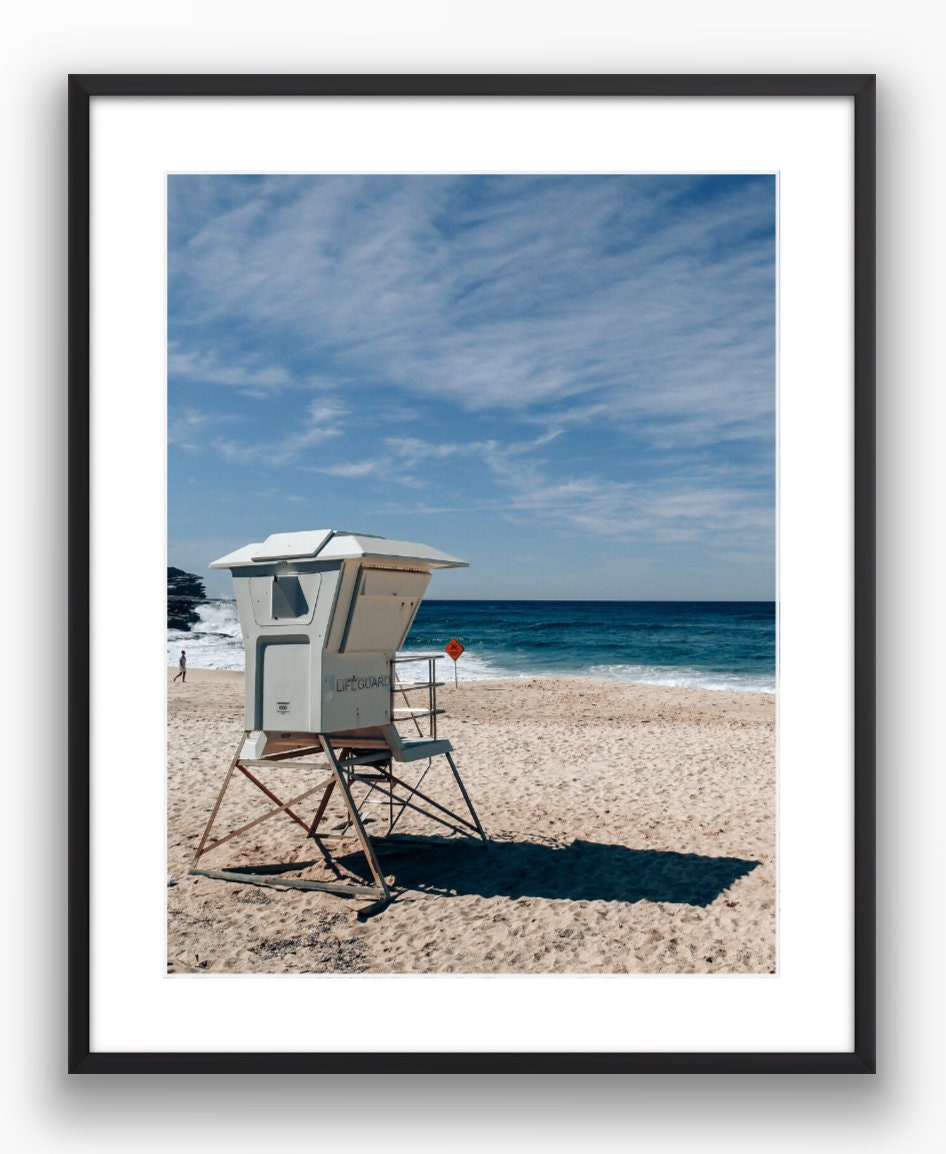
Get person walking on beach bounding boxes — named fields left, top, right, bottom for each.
left=173, top=650, right=187, bottom=683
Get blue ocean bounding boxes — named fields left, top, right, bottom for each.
left=168, top=599, right=775, bottom=694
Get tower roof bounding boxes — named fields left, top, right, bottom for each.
left=210, top=529, right=467, bottom=570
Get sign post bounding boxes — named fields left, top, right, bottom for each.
left=445, top=637, right=464, bottom=687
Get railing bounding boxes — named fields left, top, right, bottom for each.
left=390, top=653, right=445, bottom=740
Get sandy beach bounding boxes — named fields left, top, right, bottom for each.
left=167, top=669, right=775, bottom=975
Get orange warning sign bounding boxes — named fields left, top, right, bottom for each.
left=445, top=638, right=465, bottom=661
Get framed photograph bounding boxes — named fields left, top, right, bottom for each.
left=69, top=74, right=875, bottom=1074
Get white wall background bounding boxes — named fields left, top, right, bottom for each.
left=1, top=1, right=941, bottom=1150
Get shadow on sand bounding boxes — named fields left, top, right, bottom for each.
left=335, top=836, right=760, bottom=907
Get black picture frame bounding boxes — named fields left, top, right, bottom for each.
left=68, top=72, right=875, bottom=1075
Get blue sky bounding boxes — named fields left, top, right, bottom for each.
left=168, top=174, right=775, bottom=600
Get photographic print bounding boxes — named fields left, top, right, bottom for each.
left=166, top=173, right=777, bottom=976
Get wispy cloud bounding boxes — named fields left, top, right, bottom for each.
left=211, top=397, right=347, bottom=466
left=169, top=175, right=774, bottom=455
left=381, top=432, right=771, bottom=559
left=168, top=344, right=293, bottom=391
left=167, top=407, right=239, bottom=452
left=168, top=175, right=775, bottom=597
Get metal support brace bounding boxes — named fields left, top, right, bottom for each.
left=188, top=729, right=486, bottom=908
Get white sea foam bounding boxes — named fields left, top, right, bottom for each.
left=165, top=606, right=518, bottom=681
left=167, top=600, right=245, bottom=671
left=396, top=647, right=526, bottom=683
left=587, top=663, right=775, bottom=694
left=166, top=603, right=774, bottom=693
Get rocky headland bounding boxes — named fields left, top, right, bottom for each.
left=167, top=567, right=206, bottom=630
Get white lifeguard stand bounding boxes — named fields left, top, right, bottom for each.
left=189, top=529, right=486, bottom=908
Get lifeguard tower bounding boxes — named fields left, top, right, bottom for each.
left=189, top=529, right=486, bottom=908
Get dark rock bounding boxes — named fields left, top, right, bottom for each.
left=168, top=567, right=206, bottom=631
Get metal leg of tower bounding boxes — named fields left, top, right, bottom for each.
left=319, top=737, right=391, bottom=903
left=190, top=736, right=245, bottom=868
left=444, top=751, right=488, bottom=842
